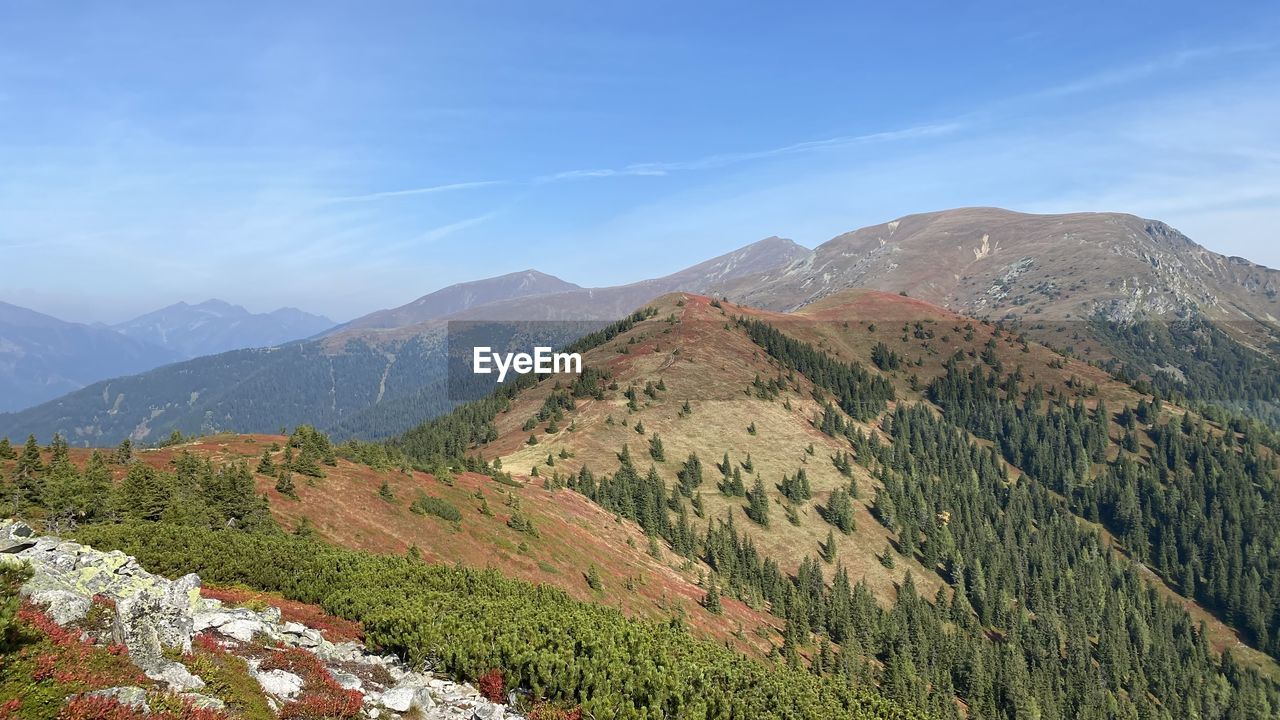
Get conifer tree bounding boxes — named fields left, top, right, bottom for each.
left=822, top=529, right=837, bottom=564
left=256, top=449, right=275, bottom=474
left=649, top=434, right=665, bottom=461
left=114, top=438, right=133, bottom=464
left=746, top=476, right=770, bottom=527
left=0, top=437, right=13, bottom=460
left=704, top=576, right=723, bottom=615
left=275, top=468, right=298, bottom=499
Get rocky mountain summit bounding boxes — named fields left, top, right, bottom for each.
left=1, top=520, right=519, bottom=719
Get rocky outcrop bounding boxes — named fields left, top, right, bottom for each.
left=2, top=520, right=521, bottom=719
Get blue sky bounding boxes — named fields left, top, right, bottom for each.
left=2, top=1, right=1278, bottom=323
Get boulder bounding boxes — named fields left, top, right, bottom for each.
left=150, top=662, right=205, bottom=692
left=329, top=668, right=363, bottom=691
left=83, top=686, right=150, bottom=712
left=255, top=668, right=304, bottom=699
left=0, top=520, right=36, bottom=553
left=218, top=618, right=264, bottom=642
left=381, top=684, right=435, bottom=713
left=30, top=589, right=91, bottom=625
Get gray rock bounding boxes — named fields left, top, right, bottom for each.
left=30, top=589, right=91, bottom=625
left=329, top=668, right=363, bottom=691
left=255, top=668, right=304, bottom=699
left=381, top=684, right=436, bottom=713
left=473, top=705, right=506, bottom=720
left=113, top=586, right=195, bottom=674
left=150, top=661, right=206, bottom=692
left=379, top=686, right=416, bottom=712
left=84, top=686, right=151, bottom=712
left=0, top=520, right=36, bottom=554
left=218, top=617, right=264, bottom=642
left=180, top=692, right=227, bottom=710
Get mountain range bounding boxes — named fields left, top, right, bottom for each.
left=0, top=301, right=181, bottom=413
left=3, top=207, right=1278, bottom=445
left=113, top=299, right=334, bottom=358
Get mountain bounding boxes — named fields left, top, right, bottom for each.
left=0, top=239, right=805, bottom=445
left=388, top=290, right=1280, bottom=715
left=332, top=269, right=581, bottom=333
left=724, top=208, right=1280, bottom=325
left=0, top=300, right=180, bottom=413
left=441, top=236, right=809, bottom=322
left=113, top=299, right=335, bottom=358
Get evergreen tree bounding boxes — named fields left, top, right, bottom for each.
left=822, top=529, right=837, bottom=563
left=256, top=449, right=275, bottom=474
left=746, top=476, right=770, bottom=527
left=649, top=434, right=666, bottom=461
left=704, top=576, right=723, bottom=614
left=275, top=468, right=298, bottom=499
left=0, top=438, right=14, bottom=460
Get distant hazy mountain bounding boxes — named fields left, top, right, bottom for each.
left=332, top=270, right=580, bottom=333
left=0, top=301, right=180, bottom=413
left=113, top=299, right=334, bottom=359
left=0, top=238, right=807, bottom=445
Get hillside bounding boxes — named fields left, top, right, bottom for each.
left=114, top=299, right=335, bottom=358
left=391, top=289, right=1280, bottom=718
left=723, top=208, right=1280, bottom=325
left=0, top=301, right=180, bottom=413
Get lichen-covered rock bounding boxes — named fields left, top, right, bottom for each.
left=29, top=588, right=91, bottom=625
left=83, top=686, right=151, bottom=712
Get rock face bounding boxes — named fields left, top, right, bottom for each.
left=1, top=520, right=522, bottom=719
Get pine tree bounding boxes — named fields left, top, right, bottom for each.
left=586, top=563, right=602, bottom=591
left=822, top=529, right=837, bottom=563
left=49, top=433, right=69, bottom=465
left=114, top=438, right=133, bottom=464
left=15, top=435, right=43, bottom=477
left=114, top=463, right=172, bottom=521
left=649, top=434, right=665, bottom=461
left=746, top=476, right=770, bottom=527
left=275, top=469, right=298, bottom=499
left=0, top=438, right=13, bottom=460
left=704, top=576, right=723, bottom=615
left=378, top=479, right=395, bottom=502
left=256, top=449, right=275, bottom=474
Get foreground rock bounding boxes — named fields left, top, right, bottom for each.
left=2, top=519, right=521, bottom=719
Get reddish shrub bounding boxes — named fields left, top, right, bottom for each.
left=477, top=669, right=505, bottom=703
left=0, top=697, right=22, bottom=719
left=278, top=691, right=364, bottom=720
left=59, top=695, right=228, bottom=720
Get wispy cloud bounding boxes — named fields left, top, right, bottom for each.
left=537, top=122, right=960, bottom=183
left=324, top=180, right=506, bottom=203
left=1036, top=43, right=1273, bottom=99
